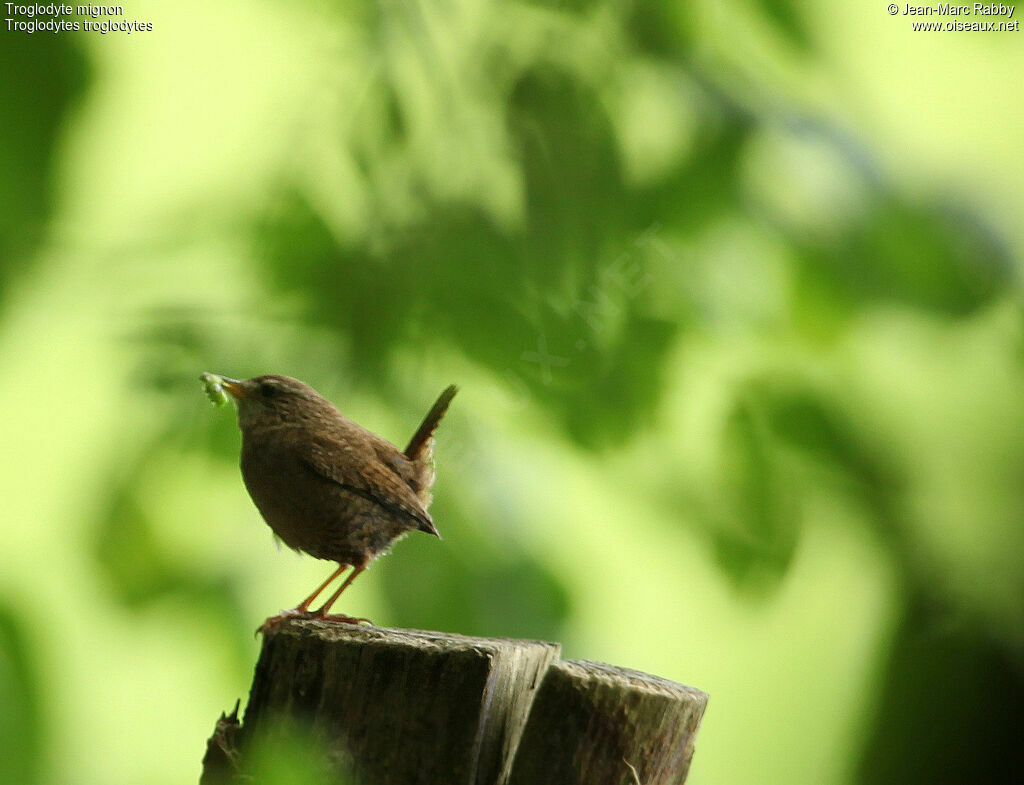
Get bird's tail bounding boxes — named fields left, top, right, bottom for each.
left=404, top=385, right=458, bottom=461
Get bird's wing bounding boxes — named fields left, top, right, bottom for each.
left=371, top=437, right=420, bottom=488
left=299, top=433, right=439, bottom=536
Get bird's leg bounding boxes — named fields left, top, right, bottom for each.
left=257, top=564, right=349, bottom=635
left=296, top=564, right=348, bottom=612
left=311, top=565, right=370, bottom=624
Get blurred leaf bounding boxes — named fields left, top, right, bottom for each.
left=711, top=394, right=799, bottom=594
left=471, top=557, right=572, bottom=640
left=508, top=67, right=631, bottom=261
left=244, top=719, right=341, bottom=785
left=627, top=1, right=692, bottom=57
left=94, top=478, right=181, bottom=607
left=755, top=0, right=814, bottom=53
left=255, top=64, right=682, bottom=449
left=639, top=89, right=755, bottom=237
left=381, top=531, right=572, bottom=641
left=793, top=193, right=1013, bottom=321
left=553, top=313, right=677, bottom=449
left=857, top=593, right=1024, bottom=785
left=854, top=197, right=1010, bottom=315
left=760, top=388, right=884, bottom=487
left=756, top=383, right=914, bottom=548
left=523, top=0, right=601, bottom=11
left=0, top=34, right=87, bottom=295
left=380, top=542, right=480, bottom=633
left=744, top=118, right=1014, bottom=323
left=89, top=445, right=253, bottom=666
left=0, top=606, right=43, bottom=785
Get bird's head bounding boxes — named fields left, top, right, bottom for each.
left=203, top=373, right=338, bottom=431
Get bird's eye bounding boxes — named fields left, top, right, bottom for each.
left=259, top=382, right=277, bottom=398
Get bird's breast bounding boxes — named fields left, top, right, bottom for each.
left=239, top=429, right=324, bottom=551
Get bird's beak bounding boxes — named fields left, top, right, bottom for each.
left=217, top=376, right=248, bottom=399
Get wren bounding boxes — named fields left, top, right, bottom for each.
left=202, top=373, right=457, bottom=630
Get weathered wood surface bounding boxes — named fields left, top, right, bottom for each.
left=200, top=619, right=707, bottom=785
left=507, top=659, right=708, bottom=785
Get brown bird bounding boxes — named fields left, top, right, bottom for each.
left=202, top=373, right=457, bottom=629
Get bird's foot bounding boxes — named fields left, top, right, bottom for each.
left=312, top=611, right=372, bottom=626
left=256, top=607, right=317, bottom=636
left=256, top=606, right=373, bottom=635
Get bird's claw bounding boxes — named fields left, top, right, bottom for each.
left=255, top=607, right=372, bottom=636
left=317, top=613, right=372, bottom=626
left=255, top=607, right=316, bottom=636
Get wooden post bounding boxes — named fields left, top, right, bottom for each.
left=200, top=619, right=707, bottom=785
left=507, top=660, right=708, bottom=785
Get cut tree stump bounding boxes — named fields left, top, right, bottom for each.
left=199, top=619, right=707, bottom=785
left=506, top=659, right=707, bottom=785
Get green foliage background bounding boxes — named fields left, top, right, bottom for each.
left=1, top=1, right=1022, bottom=783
